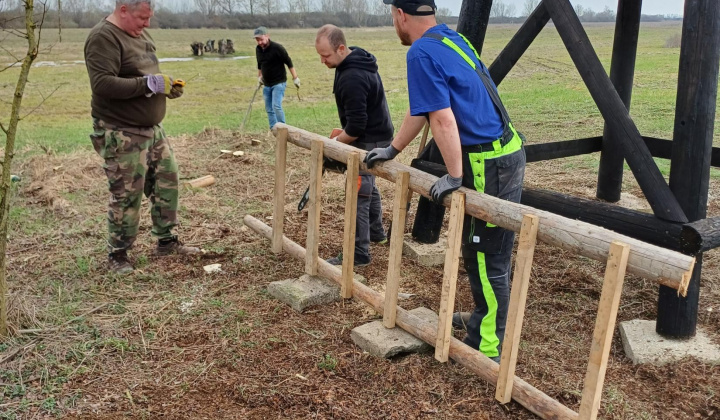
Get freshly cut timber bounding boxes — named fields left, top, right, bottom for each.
left=272, top=123, right=695, bottom=295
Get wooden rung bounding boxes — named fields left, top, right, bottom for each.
left=272, top=128, right=288, bottom=254
left=496, top=214, right=540, bottom=404
left=578, top=241, right=630, bottom=420
left=341, top=152, right=360, bottom=299
left=305, top=139, right=324, bottom=276
left=434, top=191, right=465, bottom=362
left=383, top=171, right=410, bottom=328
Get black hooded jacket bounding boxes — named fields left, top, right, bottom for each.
left=333, top=47, right=394, bottom=149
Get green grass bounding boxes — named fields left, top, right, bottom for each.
left=2, top=22, right=715, bottom=160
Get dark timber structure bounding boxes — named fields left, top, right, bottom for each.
left=441, top=0, right=720, bottom=338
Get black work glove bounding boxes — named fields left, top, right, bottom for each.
left=168, top=84, right=183, bottom=99
left=429, top=174, right=463, bottom=204
left=364, top=145, right=400, bottom=168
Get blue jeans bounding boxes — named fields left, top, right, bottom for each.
left=263, top=82, right=286, bottom=129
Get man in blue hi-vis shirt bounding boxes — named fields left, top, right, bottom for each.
left=365, top=0, right=526, bottom=362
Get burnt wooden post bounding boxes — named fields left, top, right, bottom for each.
left=596, top=0, right=642, bottom=203
left=659, top=0, right=720, bottom=338
left=544, top=0, right=687, bottom=223
left=457, top=0, right=493, bottom=56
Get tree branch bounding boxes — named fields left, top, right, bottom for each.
left=19, top=84, right=64, bottom=120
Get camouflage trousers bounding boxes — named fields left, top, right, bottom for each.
left=90, top=118, right=179, bottom=252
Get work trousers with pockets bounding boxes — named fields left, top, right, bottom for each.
left=90, top=118, right=179, bottom=253
left=355, top=172, right=386, bottom=265
left=460, top=129, right=525, bottom=359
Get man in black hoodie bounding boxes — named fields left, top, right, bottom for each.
left=315, top=24, right=395, bottom=267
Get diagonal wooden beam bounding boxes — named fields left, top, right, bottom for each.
left=543, top=0, right=688, bottom=223
left=457, top=0, right=493, bottom=57
left=489, top=1, right=550, bottom=86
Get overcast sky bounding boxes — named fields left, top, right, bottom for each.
left=441, top=0, right=684, bottom=17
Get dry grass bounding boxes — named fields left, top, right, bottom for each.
left=0, top=128, right=719, bottom=419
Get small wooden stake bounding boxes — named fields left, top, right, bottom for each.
left=305, top=140, right=324, bottom=276
left=185, top=175, right=215, bottom=188
left=272, top=128, right=288, bottom=254
left=435, top=191, right=465, bottom=362
left=496, top=214, right=540, bottom=403
left=341, top=152, right=360, bottom=298
left=578, top=241, right=630, bottom=420
left=383, top=171, right=410, bottom=328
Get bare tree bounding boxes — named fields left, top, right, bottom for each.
left=0, top=0, right=43, bottom=337
left=217, top=0, right=239, bottom=13
left=57, top=0, right=61, bottom=41
left=522, top=0, right=539, bottom=17
left=574, top=3, right=585, bottom=18
left=194, top=0, right=218, bottom=16
left=490, top=0, right=516, bottom=18
left=436, top=7, right=452, bottom=19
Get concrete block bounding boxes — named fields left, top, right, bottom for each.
left=351, top=307, right=439, bottom=358
left=619, top=319, right=720, bottom=365
left=402, top=233, right=447, bottom=267
left=267, top=273, right=366, bottom=313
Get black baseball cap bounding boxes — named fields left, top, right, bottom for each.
left=382, top=0, right=436, bottom=16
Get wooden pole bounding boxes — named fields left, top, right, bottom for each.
left=341, top=152, right=360, bottom=298
left=243, top=215, right=578, bottom=420
left=273, top=124, right=695, bottom=292
left=272, top=128, right=288, bottom=254
left=383, top=171, right=410, bottom=328
left=660, top=0, right=720, bottom=338
left=496, top=214, right=539, bottom=404
left=305, top=140, right=323, bottom=276
left=489, top=1, right=550, bottom=86
left=457, top=0, right=493, bottom=57
left=597, top=0, right=643, bottom=203
left=578, top=241, right=630, bottom=419
left=435, top=191, right=465, bottom=363
left=543, top=0, right=688, bottom=224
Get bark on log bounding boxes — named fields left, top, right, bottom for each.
left=243, top=214, right=578, bottom=420
left=273, top=123, right=694, bottom=295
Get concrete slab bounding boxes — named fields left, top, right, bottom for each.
left=402, top=234, right=447, bottom=267
left=267, top=273, right=365, bottom=313
left=619, top=319, right=720, bottom=365
left=351, top=307, right=439, bottom=358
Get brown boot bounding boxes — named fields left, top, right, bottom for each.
left=156, top=238, right=201, bottom=256
left=108, top=250, right=134, bottom=274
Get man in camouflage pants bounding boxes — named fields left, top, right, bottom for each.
left=84, top=0, right=199, bottom=274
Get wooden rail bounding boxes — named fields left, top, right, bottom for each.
left=273, top=123, right=695, bottom=294
left=244, top=215, right=578, bottom=420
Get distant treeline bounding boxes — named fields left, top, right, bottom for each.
left=0, top=5, right=676, bottom=31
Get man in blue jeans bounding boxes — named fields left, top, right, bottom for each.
left=254, top=26, right=300, bottom=129
left=366, top=0, right=526, bottom=362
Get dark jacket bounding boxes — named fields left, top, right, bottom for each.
left=84, top=20, right=165, bottom=128
left=256, top=40, right=293, bottom=87
left=334, top=47, right=393, bottom=149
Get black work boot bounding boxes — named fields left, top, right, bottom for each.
left=451, top=311, right=471, bottom=330
left=156, top=237, right=201, bottom=256
left=108, top=250, right=134, bottom=275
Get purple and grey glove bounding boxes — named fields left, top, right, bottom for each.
left=429, top=174, right=463, bottom=204
left=145, top=74, right=173, bottom=95
left=364, top=145, right=400, bottom=168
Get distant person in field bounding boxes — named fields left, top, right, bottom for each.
left=84, top=0, right=201, bottom=275
left=254, top=26, right=300, bottom=129
left=366, top=0, right=526, bottom=362
left=315, top=24, right=394, bottom=267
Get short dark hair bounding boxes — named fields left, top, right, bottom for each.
left=316, top=24, right=346, bottom=50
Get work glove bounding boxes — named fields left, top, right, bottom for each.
left=258, top=76, right=264, bottom=86
left=429, top=174, right=463, bottom=204
left=364, top=145, right=400, bottom=168
left=293, top=77, right=301, bottom=88
left=145, top=74, right=173, bottom=95
left=168, top=84, right=183, bottom=99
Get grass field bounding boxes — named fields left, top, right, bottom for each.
left=0, top=22, right=706, bottom=157
left=1, top=22, right=719, bottom=419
